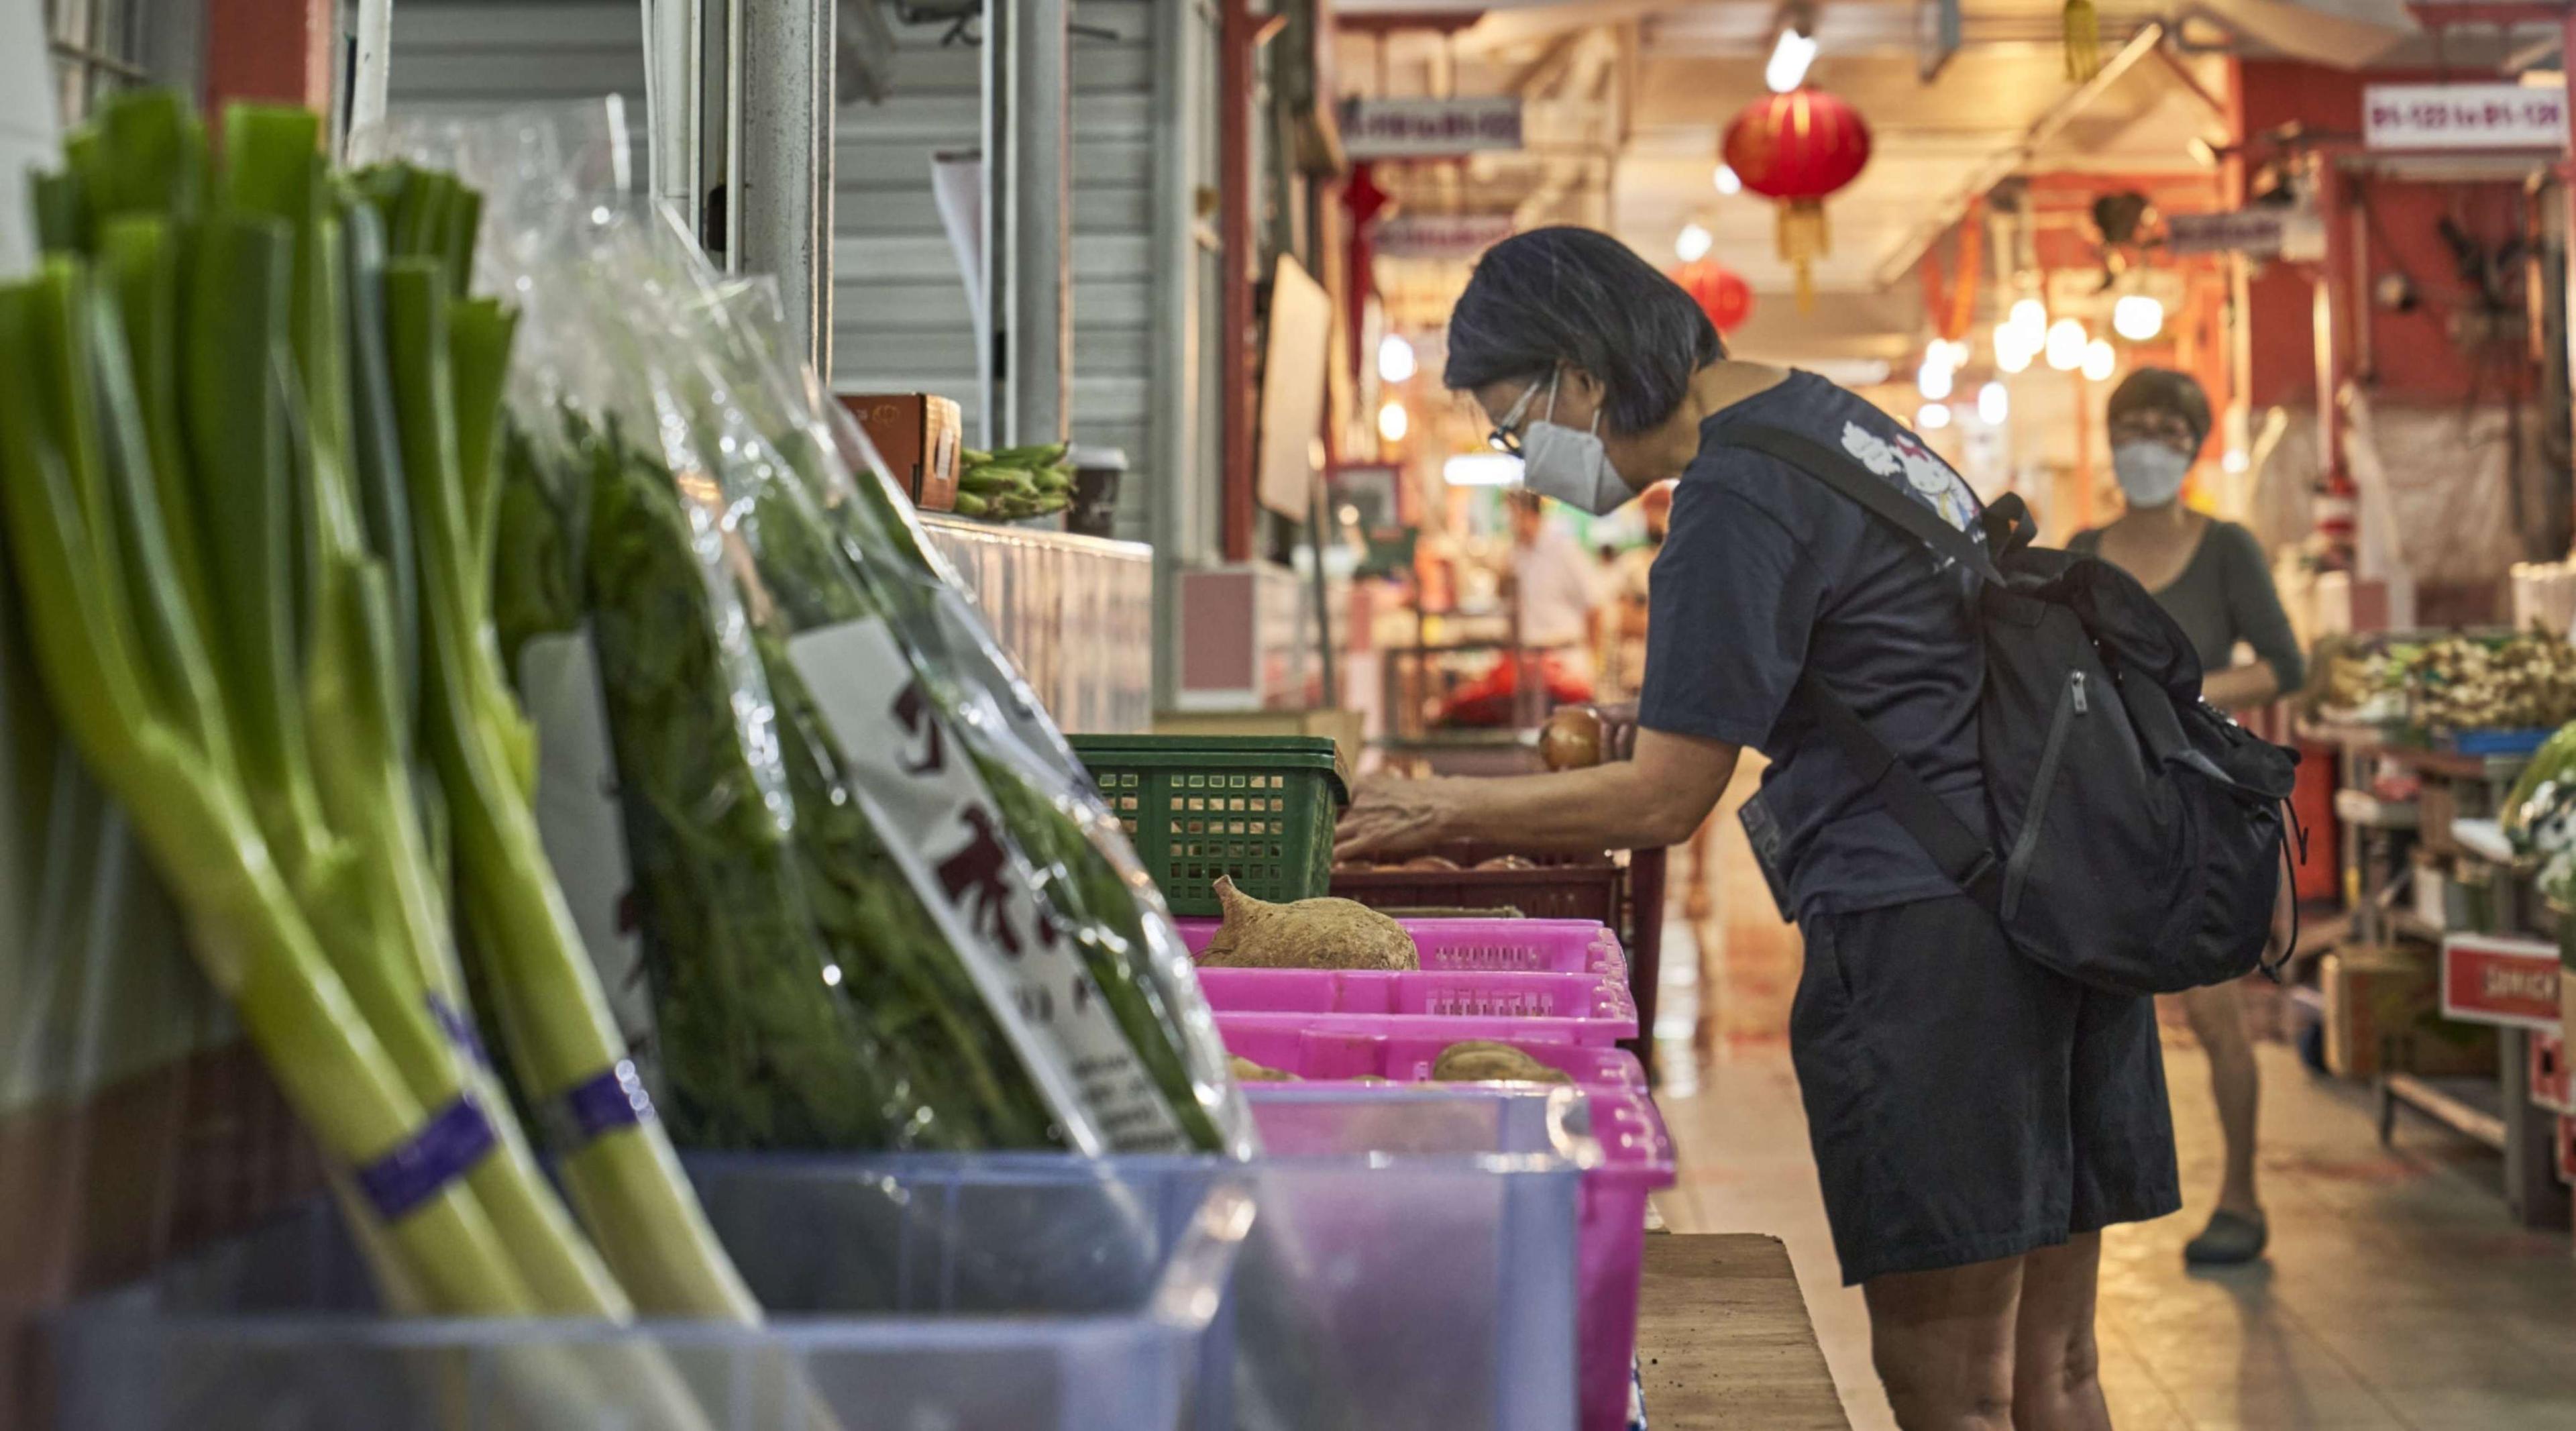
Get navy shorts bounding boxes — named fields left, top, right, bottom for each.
left=1789, top=894, right=2180, bottom=1285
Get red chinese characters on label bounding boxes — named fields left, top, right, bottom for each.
left=2440, top=935, right=2563, bottom=1031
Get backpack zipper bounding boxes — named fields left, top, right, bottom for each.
left=2002, top=669, right=2090, bottom=920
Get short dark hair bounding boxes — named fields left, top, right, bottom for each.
left=2106, top=368, right=2212, bottom=451
left=1443, top=226, right=1725, bottom=437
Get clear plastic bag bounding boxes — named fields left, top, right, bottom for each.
left=434, top=140, right=1243, bottom=1155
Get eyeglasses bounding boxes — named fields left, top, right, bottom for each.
left=2106, top=411, right=2200, bottom=448
left=1487, top=374, right=1552, bottom=456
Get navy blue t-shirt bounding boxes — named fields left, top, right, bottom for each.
left=1638, top=371, right=1988, bottom=919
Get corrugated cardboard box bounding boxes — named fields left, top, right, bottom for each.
left=2322, top=944, right=2498, bottom=1080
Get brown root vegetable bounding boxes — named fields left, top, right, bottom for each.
left=1198, top=876, right=1419, bottom=971
left=1229, top=1055, right=1299, bottom=1083
left=1474, top=855, right=1537, bottom=871
left=1399, top=855, right=1461, bottom=871
left=1432, top=1040, right=1572, bottom=1085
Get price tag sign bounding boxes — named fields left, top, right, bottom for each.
left=2365, top=84, right=2567, bottom=152
left=1342, top=97, right=1523, bottom=158
left=2440, top=934, right=2563, bottom=1032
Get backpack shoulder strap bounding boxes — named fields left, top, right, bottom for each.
left=1721, top=423, right=2005, bottom=911
left=1729, top=423, right=2006, bottom=587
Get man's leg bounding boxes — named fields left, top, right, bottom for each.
left=2011, top=1234, right=2112, bottom=1431
left=1864, top=1254, right=2025, bottom=1431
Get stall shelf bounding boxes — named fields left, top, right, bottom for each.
left=2308, top=725, right=2573, bottom=1230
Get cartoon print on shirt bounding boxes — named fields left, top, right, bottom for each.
left=1839, top=420, right=1978, bottom=533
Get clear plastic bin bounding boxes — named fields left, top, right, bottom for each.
left=45, top=1149, right=1585, bottom=1431
left=46, top=1159, right=1252, bottom=1431
left=1196, top=967, right=1638, bottom=1039
left=1244, top=1084, right=1675, bottom=1431
left=1177, top=915, right=1627, bottom=977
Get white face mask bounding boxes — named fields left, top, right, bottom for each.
left=1519, top=372, right=1633, bottom=517
left=2112, top=440, right=2192, bottom=509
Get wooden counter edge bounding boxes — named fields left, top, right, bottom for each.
left=1635, top=1232, right=1852, bottom=1430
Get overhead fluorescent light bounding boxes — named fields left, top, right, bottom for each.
left=1714, top=164, right=1742, bottom=195
left=1766, top=28, right=1818, bottom=93
left=1675, top=222, right=1714, bottom=262
left=1444, top=453, right=1522, bottom=487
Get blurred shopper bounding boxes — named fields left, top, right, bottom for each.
left=1507, top=487, right=1605, bottom=691
left=2072, top=368, right=2306, bottom=1268
left=1340, top=225, right=2171, bottom=1431
left=1601, top=482, right=1674, bottom=702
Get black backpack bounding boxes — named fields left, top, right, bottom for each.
left=1731, top=425, right=2302, bottom=997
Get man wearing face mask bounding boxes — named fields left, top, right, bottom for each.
left=1340, top=227, right=2176, bottom=1431
left=2069, top=368, right=2305, bottom=1269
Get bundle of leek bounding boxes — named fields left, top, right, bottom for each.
left=0, top=89, right=757, bottom=1414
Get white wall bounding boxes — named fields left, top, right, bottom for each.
left=0, top=0, right=57, bottom=277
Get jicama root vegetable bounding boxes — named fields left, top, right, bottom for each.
left=1197, top=876, right=1419, bottom=971
left=1432, top=1040, right=1572, bottom=1085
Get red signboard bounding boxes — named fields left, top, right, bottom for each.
left=2558, top=1114, right=2575, bottom=1187
left=2440, top=935, right=2564, bottom=1032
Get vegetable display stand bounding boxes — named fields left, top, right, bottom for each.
left=1177, top=914, right=1630, bottom=978
left=1070, top=735, right=1349, bottom=915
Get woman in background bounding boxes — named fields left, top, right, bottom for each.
left=2072, top=368, right=2306, bottom=1267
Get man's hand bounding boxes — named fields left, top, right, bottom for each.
left=1335, top=774, right=1454, bottom=863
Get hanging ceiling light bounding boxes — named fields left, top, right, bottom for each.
left=1766, top=26, right=1819, bottom=93
left=1916, top=403, right=1953, bottom=431
left=1377, top=333, right=1418, bottom=384
left=2045, top=318, right=2088, bottom=372
left=1994, top=323, right=2035, bottom=374
left=1978, top=382, right=2009, bottom=425
left=2081, top=338, right=2116, bottom=382
left=1919, top=360, right=1954, bottom=402
left=1378, top=400, right=1409, bottom=443
left=2112, top=294, right=2165, bottom=341
left=2009, top=297, right=2049, bottom=338
left=1713, top=164, right=1742, bottom=195
left=1675, top=221, right=1714, bottom=262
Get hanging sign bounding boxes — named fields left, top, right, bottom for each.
left=2163, top=208, right=2324, bottom=262
left=1342, top=97, right=1523, bottom=158
left=2440, top=934, right=2563, bottom=1032
left=1373, top=214, right=1515, bottom=260
left=2364, top=83, right=2567, bottom=152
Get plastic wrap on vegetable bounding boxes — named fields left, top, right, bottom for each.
left=686, top=273, right=1252, bottom=1159
left=2504, top=721, right=2576, bottom=855
left=485, top=199, right=1200, bottom=1154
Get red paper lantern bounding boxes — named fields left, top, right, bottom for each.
left=1672, top=259, right=1754, bottom=335
left=1721, top=88, right=1873, bottom=311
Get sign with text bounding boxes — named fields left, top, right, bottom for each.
left=2165, top=209, right=2287, bottom=258
left=2440, top=934, right=2563, bottom=1032
left=1373, top=213, right=1515, bottom=261
left=1342, top=96, right=1523, bottom=158
left=2365, top=83, right=2567, bottom=152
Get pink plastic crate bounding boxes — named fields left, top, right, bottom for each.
left=1175, top=915, right=1627, bottom=978
left=1195, top=967, right=1639, bottom=1040
left=1219, top=1018, right=1648, bottom=1088
left=1215, top=1007, right=1625, bottom=1053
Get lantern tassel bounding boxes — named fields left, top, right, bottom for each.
left=2063, top=0, right=2102, bottom=81
left=1776, top=201, right=1831, bottom=315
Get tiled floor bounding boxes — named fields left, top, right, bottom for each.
left=1648, top=767, right=2576, bottom=1430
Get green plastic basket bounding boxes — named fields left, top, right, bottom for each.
left=1069, top=735, right=1350, bottom=916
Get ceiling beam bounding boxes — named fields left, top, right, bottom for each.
left=1870, top=23, right=2166, bottom=292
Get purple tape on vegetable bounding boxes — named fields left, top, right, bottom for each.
left=547, top=1060, right=656, bottom=1149
left=427, top=992, right=492, bottom=1067
left=355, top=1095, right=497, bottom=1222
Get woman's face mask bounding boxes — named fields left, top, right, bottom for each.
left=2110, top=441, right=2192, bottom=509
left=1514, top=372, right=1633, bottom=517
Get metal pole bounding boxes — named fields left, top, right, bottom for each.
left=1004, top=0, right=1073, bottom=446
left=641, top=0, right=702, bottom=237
left=736, top=0, right=835, bottom=376
left=1219, top=0, right=1257, bottom=562
left=345, top=0, right=393, bottom=156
